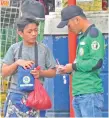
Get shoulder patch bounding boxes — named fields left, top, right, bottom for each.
left=89, top=27, right=99, bottom=38
left=91, top=41, right=100, bottom=50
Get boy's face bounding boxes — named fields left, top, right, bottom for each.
left=18, top=23, right=38, bottom=45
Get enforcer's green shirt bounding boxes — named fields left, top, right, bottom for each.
left=72, top=25, right=105, bottom=96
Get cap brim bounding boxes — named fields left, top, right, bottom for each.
left=57, top=20, right=68, bottom=28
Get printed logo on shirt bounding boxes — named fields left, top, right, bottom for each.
left=80, top=42, right=85, bottom=45
left=79, top=48, right=84, bottom=56
left=23, top=76, right=30, bottom=84
left=91, top=41, right=100, bottom=50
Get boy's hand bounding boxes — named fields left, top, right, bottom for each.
left=30, top=67, right=41, bottom=79
left=15, top=59, right=34, bottom=69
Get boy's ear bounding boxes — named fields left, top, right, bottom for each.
left=17, top=31, right=23, bottom=37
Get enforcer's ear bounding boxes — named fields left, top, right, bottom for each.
left=75, top=16, right=80, bottom=24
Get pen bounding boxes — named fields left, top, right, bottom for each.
left=56, top=58, right=60, bottom=65
left=56, top=59, right=67, bottom=84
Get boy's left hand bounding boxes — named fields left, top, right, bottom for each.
left=30, top=68, right=40, bottom=79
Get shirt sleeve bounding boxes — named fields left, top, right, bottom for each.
left=73, top=28, right=105, bottom=72
left=45, top=47, right=56, bottom=69
left=2, top=45, right=15, bottom=65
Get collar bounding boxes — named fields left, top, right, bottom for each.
left=79, top=24, right=95, bottom=40
left=82, top=24, right=95, bottom=37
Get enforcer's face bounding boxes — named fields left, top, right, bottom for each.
left=68, top=17, right=81, bottom=34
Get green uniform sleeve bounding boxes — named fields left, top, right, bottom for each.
left=75, top=30, right=105, bottom=72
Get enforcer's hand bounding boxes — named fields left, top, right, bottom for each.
left=56, top=65, right=67, bottom=74
left=64, top=63, right=73, bottom=73
left=56, top=63, right=73, bottom=74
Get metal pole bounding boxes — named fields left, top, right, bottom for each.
left=68, top=0, right=76, bottom=117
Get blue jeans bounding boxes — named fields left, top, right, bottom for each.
left=72, top=93, right=104, bottom=117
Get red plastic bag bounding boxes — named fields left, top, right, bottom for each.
left=26, top=78, right=52, bottom=110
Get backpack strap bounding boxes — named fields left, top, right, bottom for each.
left=18, top=42, right=23, bottom=59
left=18, top=42, right=38, bottom=66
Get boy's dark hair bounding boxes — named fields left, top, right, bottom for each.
left=17, top=16, right=39, bottom=31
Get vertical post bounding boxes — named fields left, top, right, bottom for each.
left=68, top=0, right=76, bottom=117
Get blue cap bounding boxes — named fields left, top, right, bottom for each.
left=57, top=5, right=84, bottom=28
